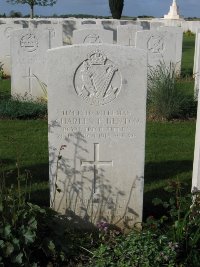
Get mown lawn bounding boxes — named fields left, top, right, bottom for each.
left=0, top=119, right=196, bottom=217
left=181, top=34, right=195, bottom=77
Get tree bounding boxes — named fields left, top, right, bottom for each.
left=6, top=0, right=57, bottom=19
left=9, top=10, right=22, bottom=17
left=109, top=0, right=124, bottom=19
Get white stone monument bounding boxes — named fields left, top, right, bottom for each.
left=117, top=25, right=143, bottom=46
left=194, top=30, right=200, bottom=97
left=37, top=24, right=63, bottom=49
left=47, top=44, right=147, bottom=230
left=136, top=30, right=177, bottom=70
left=11, top=28, right=54, bottom=100
left=158, top=26, right=183, bottom=73
left=0, top=23, right=23, bottom=76
left=192, top=93, right=200, bottom=191
left=72, top=29, right=113, bottom=44
left=164, top=0, right=180, bottom=20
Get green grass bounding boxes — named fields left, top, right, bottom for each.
left=181, top=34, right=195, bottom=77
left=0, top=120, right=196, bottom=216
left=0, top=120, right=49, bottom=206
left=0, top=79, right=11, bottom=99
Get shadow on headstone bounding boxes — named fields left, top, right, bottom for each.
left=49, top=120, right=140, bottom=230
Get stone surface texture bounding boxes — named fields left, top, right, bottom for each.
left=47, top=44, right=147, bottom=230
left=72, top=28, right=113, bottom=44
left=0, top=23, right=23, bottom=75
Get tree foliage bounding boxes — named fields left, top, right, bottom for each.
left=109, top=0, right=124, bottom=19
left=7, top=0, right=57, bottom=18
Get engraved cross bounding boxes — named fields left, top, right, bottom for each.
left=23, top=67, right=36, bottom=93
left=81, top=143, right=113, bottom=193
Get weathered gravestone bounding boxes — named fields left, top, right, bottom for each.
left=158, top=26, right=183, bottom=74
left=117, top=24, right=143, bottom=46
left=72, top=28, right=113, bottom=44
left=37, top=24, right=63, bottom=48
left=193, top=29, right=200, bottom=97
left=150, top=22, right=165, bottom=30
left=48, top=44, right=147, bottom=230
left=192, top=93, right=200, bottom=191
left=135, top=30, right=177, bottom=70
left=0, top=23, right=23, bottom=75
left=11, top=28, right=58, bottom=100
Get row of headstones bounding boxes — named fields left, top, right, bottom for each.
left=0, top=21, right=183, bottom=100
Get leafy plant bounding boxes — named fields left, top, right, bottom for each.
left=33, top=74, right=48, bottom=103
left=90, top=227, right=177, bottom=267
left=0, top=62, right=5, bottom=80
left=151, top=180, right=200, bottom=266
left=147, top=62, right=196, bottom=120
left=0, top=98, right=47, bottom=119
left=184, top=30, right=195, bottom=37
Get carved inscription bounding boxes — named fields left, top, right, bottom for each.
left=58, top=109, right=141, bottom=140
left=20, top=33, right=38, bottom=52
left=81, top=143, right=113, bottom=194
left=74, top=50, right=122, bottom=106
left=4, top=27, right=13, bottom=38
left=83, top=34, right=102, bottom=43
left=147, top=35, right=164, bottom=54
left=23, top=67, right=36, bottom=93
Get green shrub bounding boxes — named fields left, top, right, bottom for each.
left=0, top=158, right=88, bottom=266
left=0, top=99, right=47, bottom=119
left=147, top=62, right=197, bottom=120
left=90, top=229, right=177, bottom=267
left=0, top=62, right=5, bottom=80
left=184, top=30, right=195, bottom=37
left=152, top=180, right=200, bottom=267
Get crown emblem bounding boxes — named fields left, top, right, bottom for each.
left=87, top=50, right=107, bottom=65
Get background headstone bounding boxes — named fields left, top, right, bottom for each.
left=158, top=26, right=183, bottom=74
left=117, top=24, right=143, bottom=46
left=72, top=28, right=113, bottom=44
left=37, top=24, right=63, bottom=48
left=192, top=93, right=200, bottom=191
left=11, top=28, right=50, bottom=99
left=136, top=30, right=177, bottom=70
left=47, top=44, right=147, bottom=229
left=0, top=23, right=23, bottom=75
left=193, top=29, right=200, bottom=97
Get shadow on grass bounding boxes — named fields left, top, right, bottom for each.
left=145, top=160, right=193, bottom=183
left=0, top=160, right=49, bottom=207
left=144, top=160, right=192, bottom=220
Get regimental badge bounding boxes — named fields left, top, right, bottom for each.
left=147, top=35, right=164, bottom=54
left=20, top=33, right=38, bottom=52
left=74, top=50, right=122, bottom=106
left=83, top=34, right=102, bottom=43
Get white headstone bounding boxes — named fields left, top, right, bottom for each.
left=47, top=44, right=147, bottom=229
left=192, top=93, right=200, bottom=191
left=194, top=29, right=200, bottom=97
left=11, top=28, right=51, bottom=99
left=0, top=23, right=23, bottom=76
left=72, top=29, right=113, bottom=44
left=136, top=30, right=177, bottom=69
left=117, top=24, right=143, bottom=46
left=150, top=22, right=165, bottom=30
left=37, top=24, right=63, bottom=49
left=158, top=26, right=183, bottom=73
